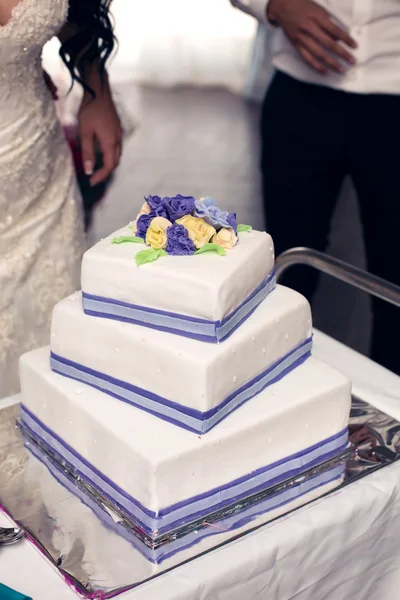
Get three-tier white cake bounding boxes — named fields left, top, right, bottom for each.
left=19, top=195, right=351, bottom=564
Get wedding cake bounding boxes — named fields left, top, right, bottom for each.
left=19, top=195, right=351, bottom=565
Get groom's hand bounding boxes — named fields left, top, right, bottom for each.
left=267, top=0, right=357, bottom=74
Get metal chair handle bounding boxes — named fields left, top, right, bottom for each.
left=275, top=248, right=400, bottom=308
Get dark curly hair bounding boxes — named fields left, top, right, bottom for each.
left=60, top=0, right=115, bottom=94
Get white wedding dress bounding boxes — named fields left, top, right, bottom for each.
left=0, top=0, right=86, bottom=398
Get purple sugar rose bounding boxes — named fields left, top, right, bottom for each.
left=164, top=194, right=196, bottom=222
left=136, top=211, right=156, bottom=239
left=195, top=198, right=231, bottom=229
left=145, top=194, right=162, bottom=210
left=202, top=197, right=216, bottom=208
left=144, top=195, right=169, bottom=218
left=227, top=212, right=237, bottom=233
left=194, top=197, right=215, bottom=220
left=166, top=224, right=196, bottom=256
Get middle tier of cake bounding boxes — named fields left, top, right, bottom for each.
left=50, top=285, right=313, bottom=433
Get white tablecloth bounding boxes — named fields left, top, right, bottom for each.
left=1, top=331, right=400, bottom=600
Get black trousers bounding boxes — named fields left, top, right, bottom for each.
left=261, top=71, right=400, bottom=375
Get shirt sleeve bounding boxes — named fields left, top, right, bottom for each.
left=229, top=0, right=270, bottom=24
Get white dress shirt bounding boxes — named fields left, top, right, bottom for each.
left=231, top=0, right=400, bottom=95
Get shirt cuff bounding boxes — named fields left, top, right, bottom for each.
left=231, top=0, right=270, bottom=24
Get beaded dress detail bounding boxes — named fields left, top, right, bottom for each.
left=0, top=0, right=85, bottom=396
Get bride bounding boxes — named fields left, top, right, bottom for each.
left=0, top=0, right=122, bottom=397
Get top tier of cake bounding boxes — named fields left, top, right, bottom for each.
left=81, top=195, right=275, bottom=343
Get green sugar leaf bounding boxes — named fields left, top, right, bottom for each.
left=135, top=248, right=167, bottom=266
left=237, top=224, right=252, bottom=233
left=195, top=243, right=227, bottom=256
left=112, top=235, right=145, bottom=245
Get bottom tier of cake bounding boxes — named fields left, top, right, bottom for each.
left=19, top=347, right=351, bottom=561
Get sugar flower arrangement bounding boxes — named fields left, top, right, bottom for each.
left=112, top=194, right=252, bottom=266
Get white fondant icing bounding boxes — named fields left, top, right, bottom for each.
left=50, top=286, right=312, bottom=413
left=20, top=348, right=351, bottom=512
left=81, top=227, right=275, bottom=321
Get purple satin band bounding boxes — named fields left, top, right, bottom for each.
left=50, top=337, right=312, bottom=434
left=81, top=271, right=276, bottom=344
left=20, top=404, right=348, bottom=538
left=26, top=438, right=344, bottom=564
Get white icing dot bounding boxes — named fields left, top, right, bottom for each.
left=285, top=333, right=289, bottom=340
left=51, top=334, right=55, bottom=339
left=43, top=404, right=47, bottom=409
left=232, top=348, right=236, bottom=355
left=222, top=461, right=226, bottom=467
left=252, top=336, right=256, bottom=343
left=268, top=437, right=272, bottom=444
left=305, top=423, right=309, bottom=429
left=307, top=319, right=311, bottom=325
left=93, top=439, right=97, bottom=444
left=115, top=348, right=120, bottom=353
left=262, top=348, right=266, bottom=354
left=69, top=421, right=73, bottom=425
left=76, top=389, right=83, bottom=395
left=277, top=317, right=280, bottom=323
left=157, top=368, right=161, bottom=375
left=270, top=246, right=273, bottom=252
left=233, top=376, right=237, bottom=383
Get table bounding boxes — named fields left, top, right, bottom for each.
left=1, top=331, right=400, bottom=600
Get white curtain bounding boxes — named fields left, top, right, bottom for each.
left=109, top=0, right=257, bottom=93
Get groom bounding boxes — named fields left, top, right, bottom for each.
left=232, top=0, right=400, bottom=375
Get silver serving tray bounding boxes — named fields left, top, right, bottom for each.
left=0, top=397, right=399, bottom=598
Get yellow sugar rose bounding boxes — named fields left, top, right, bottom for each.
left=145, top=216, right=172, bottom=249
left=212, top=227, right=238, bottom=250
left=138, top=201, right=151, bottom=216
left=176, top=215, right=216, bottom=249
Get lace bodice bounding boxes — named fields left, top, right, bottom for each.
left=0, top=0, right=86, bottom=398
left=0, top=0, right=67, bottom=126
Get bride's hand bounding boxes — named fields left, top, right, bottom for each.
left=78, top=78, right=123, bottom=187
